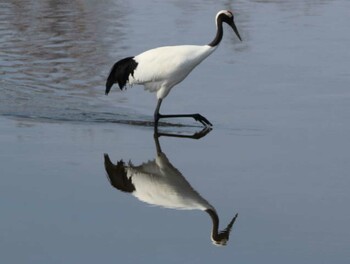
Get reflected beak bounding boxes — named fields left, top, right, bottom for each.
left=230, top=20, right=242, bottom=41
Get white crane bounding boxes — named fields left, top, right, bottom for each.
left=104, top=133, right=238, bottom=246
left=106, top=10, right=242, bottom=127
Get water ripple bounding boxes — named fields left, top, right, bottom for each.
left=0, top=0, right=129, bottom=123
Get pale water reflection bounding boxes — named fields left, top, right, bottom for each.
left=104, top=130, right=238, bottom=246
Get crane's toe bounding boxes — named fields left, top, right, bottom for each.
left=193, top=114, right=212, bottom=127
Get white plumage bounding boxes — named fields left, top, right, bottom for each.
left=122, top=152, right=214, bottom=211
left=106, top=10, right=242, bottom=126
left=131, top=45, right=217, bottom=99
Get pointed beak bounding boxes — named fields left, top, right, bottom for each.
left=230, top=20, right=242, bottom=41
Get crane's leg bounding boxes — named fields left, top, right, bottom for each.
left=154, top=99, right=212, bottom=127
left=154, top=99, right=163, bottom=127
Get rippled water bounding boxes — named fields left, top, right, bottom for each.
left=1, top=0, right=349, bottom=127
left=1, top=0, right=350, bottom=263
left=0, top=0, right=138, bottom=123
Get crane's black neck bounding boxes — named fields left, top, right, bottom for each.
left=208, top=17, right=224, bottom=47
left=206, top=209, right=220, bottom=237
left=206, top=209, right=238, bottom=245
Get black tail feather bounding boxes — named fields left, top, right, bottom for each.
left=105, top=57, right=138, bottom=95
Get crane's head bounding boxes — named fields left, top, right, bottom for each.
left=211, top=213, right=239, bottom=246
left=216, top=10, right=242, bottom=41
left=206, top=209, right=239, bottom=247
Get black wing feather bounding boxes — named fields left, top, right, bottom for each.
left=105, top=57, right=138, bottom=95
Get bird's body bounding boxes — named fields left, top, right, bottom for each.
left=106, top=152, right=215, bottom=211
left=130, top=45, right=217, bottom=100
left=106, top=10, right=242, bottom=127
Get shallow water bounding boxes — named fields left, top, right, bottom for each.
left=1, top=0, right=350, bottom=263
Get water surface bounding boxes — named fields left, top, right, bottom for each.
left=1, top=0, right=350, bottom=263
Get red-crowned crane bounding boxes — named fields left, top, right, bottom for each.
left=106, top=10, right=242, bottom=127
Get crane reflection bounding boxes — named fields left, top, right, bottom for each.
left=103, top=127, right=238, bottom=246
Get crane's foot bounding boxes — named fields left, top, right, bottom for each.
left=191, top=113, right=212, bottom=127
left=154, top=113, right=212, bottom=127
left=154, top=126, right=212, bottom=140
